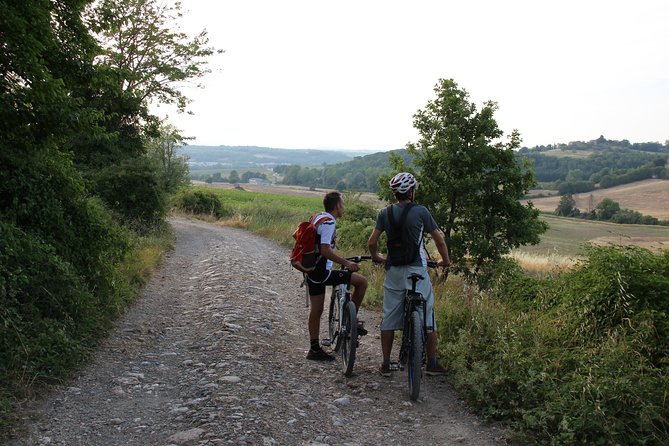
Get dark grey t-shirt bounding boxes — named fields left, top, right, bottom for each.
left=375, top=203, right=438, bottom=267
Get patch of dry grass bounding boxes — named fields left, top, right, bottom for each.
left=216, top=213, right=250, bottom=229
left=509, top=251, right=578, bottom=274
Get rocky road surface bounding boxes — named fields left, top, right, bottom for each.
left=13, top=217, right=506, bottom=446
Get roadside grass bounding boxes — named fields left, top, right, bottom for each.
left=508, top=250, right=577, bottom=274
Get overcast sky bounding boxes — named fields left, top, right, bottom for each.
left=155, top=0, right=669, bottom=151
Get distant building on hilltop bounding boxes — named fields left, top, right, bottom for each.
left=248, top=178, right=273, bottom=186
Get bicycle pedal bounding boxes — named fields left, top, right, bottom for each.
left=320, top=339, right=332, bottom=347
left=389, top=362, right=404, bottom=371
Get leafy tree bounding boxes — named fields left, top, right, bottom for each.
left=228, top=170, right=240, bottom=184
left=394, top=79, right=547, bottom=285
left=87, top=0, right=221, bottom=113
left=73, top=0, right=220, bottom=224
left=147, top=123, right=190, bottom=193
left=595, top=198, right=621, bottom=220
left=0, top=0, right=135, bottom=406
left=555, top=194, right=580, bottom=217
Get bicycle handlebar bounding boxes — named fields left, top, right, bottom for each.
left=345, top=255, right=372, bottom=263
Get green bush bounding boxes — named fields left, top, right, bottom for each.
left=0, top=222, right=98, bottom=383
left=92, top=157, right=168, bottom=226
left=440, top=245, right=669, bottom=445
left=172, top=188, right=229, bottom=218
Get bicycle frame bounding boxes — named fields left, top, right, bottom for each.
left=396, top=260, right=438, bottom=400
left=324, top=255, right=370, bottom=376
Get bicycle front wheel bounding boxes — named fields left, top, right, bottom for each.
left=328, top=286, right=342, bottom=351
left=407, top=310, right=424, bottom=401
left=341, top=301, right=358, bottom=377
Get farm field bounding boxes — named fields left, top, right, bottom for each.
left=191, top=180, right=384, bottom=205
left=528, top=179, right=669, bottom=219
left=516, top=213, right=669, bottom=257
left=191, top=181, right=669, bottom=259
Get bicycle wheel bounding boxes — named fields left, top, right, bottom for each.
left=407, top=310, right=424, bottom=401
left=328, top=286, right=342, bottom=351
left=341, top=300, right=358, bottom=377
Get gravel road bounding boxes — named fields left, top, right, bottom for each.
left=13, top=217, right=506, bottom=446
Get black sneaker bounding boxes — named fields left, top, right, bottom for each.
left=306, top=347, right=335, bottom=362
left=356, top=321, right=368, bottom=337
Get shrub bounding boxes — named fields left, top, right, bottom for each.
left=172, top=188, right=228, bottom=218
left=92, top=157, right=168, bottom=226
left=439, top=246, right=669, bottom=445
left=0, top=222, right=99, bottom=384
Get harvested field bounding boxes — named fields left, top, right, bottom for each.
left=528, top=179, right=669, bottom=219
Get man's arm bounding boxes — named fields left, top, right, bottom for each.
left=320, top=244, right=359, bottom=272
left=367, top=228, right=385, bottom=264
left=429, top=228, right=451, bottom=267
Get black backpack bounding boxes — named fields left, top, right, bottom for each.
left=386, top=203, right=420, bottom=267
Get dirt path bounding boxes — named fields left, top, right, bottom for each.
left=13, top=217, right=505, bottom=446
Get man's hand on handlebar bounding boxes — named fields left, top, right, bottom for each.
left=436, top=258, right=451, bottom=268
left=342, top=255, right=371, bottom=272
left=344, top=260, right=360, bottom=272
left=371, top=255, right=385, bottom=265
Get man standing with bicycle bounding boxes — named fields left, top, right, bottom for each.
left=367, top=172, right=450, bottom=376
left=305, top=191, right=369, bottom=361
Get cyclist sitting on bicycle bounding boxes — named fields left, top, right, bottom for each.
left=306, top=191, right=369, bottom=361
left=367, top=172, right=450, bottom=376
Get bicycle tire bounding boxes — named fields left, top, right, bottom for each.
left=341, top=300, right=358, bottom=377
left=407, top=310, right=423, bottom=401
left=328, top=286, right=342, bottom=351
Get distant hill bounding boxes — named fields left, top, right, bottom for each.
left=181, top=145, right=384, bottom=168
left=517, top=136, right=668, bottom=190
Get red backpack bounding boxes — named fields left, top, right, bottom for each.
left=290, top=213, right=333, bottom=273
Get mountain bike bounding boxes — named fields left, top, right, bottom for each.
left=322, top=255, right=370, bottom=376
left=395, top=260, right=438, bottom=401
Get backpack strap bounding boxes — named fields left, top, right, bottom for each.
left=310, top=212, right=332, bottom=228
left=387, top=203, right=414, bottom=231
left=310, top=213, right=333, bottom=249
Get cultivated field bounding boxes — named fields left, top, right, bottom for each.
left=528, top=179, right=669, bottom=219
left=191, top=180, right=384, bottom=206
left=516, top=214, right=669, bottom=257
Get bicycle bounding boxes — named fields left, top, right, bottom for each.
left=321, top=255, right=370, bottom=376
left=393, top=260, right=438, bottom=401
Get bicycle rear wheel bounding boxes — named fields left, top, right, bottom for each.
left=328, top=286, right=342, bottom=351
left=341, top=300, right=358, bottom=377
left=407, top=310, right=423, bottom=401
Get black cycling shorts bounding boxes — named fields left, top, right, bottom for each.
left=306, top=269, right=351, bottom=296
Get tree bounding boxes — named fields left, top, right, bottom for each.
left=595, top=198, right=621, bottom=221
left=147, top=123, right=190, bottom=193
left=0, top=0, right=135, bottom=394
left=72, top=0, right=220, bottom=224
left=555, top=194, right=580, bottom=217
left=393, top=79, right=547, bottom=286
left=87, top=0, right=221, bottom=113
left=228, top=170, right=240, bottom=184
